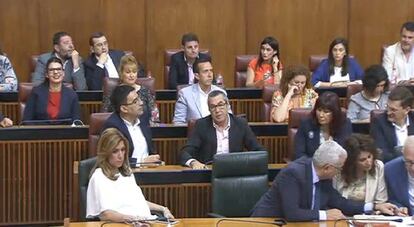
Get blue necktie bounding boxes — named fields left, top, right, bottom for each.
left=313, top=181, right=321, bottom=210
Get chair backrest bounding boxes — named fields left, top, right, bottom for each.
left=137, top=77, right=156, bottom=95
left=164, top=49, right=210, bottom=89
left=262, top=84, right=279, bottom=122
left=18, top=83, right=34, bottom=120
left=370, top=109, right=386, bottom=124
left=77, top=157, right=97, bottom=221
left=88, top=112, right=111, bottom=157
left=30, top=55, right=39, bottom=76
left=288, top=108, right=313, bottom=160
left=103, top=77, right=156, bottom=97
left=346, top=83, right=363, bottom=106
left=211, top=151, right=268, bottom=217
left=234, top=55, right=257, bottom=87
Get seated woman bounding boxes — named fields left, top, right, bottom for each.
left=347, top=65, right=389, bottom=122
left=333, top=134, right=389, bottom=206
left=270, top=65, right=318, bottom=122
left=87, top=128, right=174, bottom=222
left=294, top=91, right=352, bottom=159
left=102, top=55, right=159, bottom=125
left=23, top=57, right=80, bottom=125
left=311, top=38, right=363, bottom=88
left=246, top=36, right=283, bottom=88
left=0, top=43, right=18, bottom=91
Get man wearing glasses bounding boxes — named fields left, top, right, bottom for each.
left=252, top=141, right=397, bottom=221
left=173, top=57, right=227, bottom=124
left=32, top=31, right=87, bottom=90
left=179, top=90, right=264, bottom=169
left=370, top=86, right=414, bottom=162
left=102, top=85, right=161, bottom=164
left=385, top=135, right=414, bottom=216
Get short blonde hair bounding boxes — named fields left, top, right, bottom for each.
left=119, top=55, right=138, bottom=83
left=92, top=128, right=132, bottom=180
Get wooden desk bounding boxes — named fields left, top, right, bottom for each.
left=68, top=218, right=349, bottom=227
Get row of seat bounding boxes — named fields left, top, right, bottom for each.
left=26, top=45, right=388, bottom=88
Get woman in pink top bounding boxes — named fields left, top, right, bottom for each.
left=246, top=36, right=283, bottom=88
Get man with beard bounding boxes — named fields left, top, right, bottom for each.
left=383, top=22, right=414, bottom=85
left=32, top=31, right=87, bottom=90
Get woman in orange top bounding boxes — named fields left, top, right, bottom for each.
left=270, top=65, right=318, bottom=122
left=246, top=36, right=283, bottom=88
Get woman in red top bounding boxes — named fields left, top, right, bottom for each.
left=23, top=57, right=80, bottom=125
left=246, top=36, right=283, bottom=88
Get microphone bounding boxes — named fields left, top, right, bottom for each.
left=334, top=217, right=404, bottom=227
left=215, top=218, right=286, bottom=227
left=20, top=118, right=73, bottom=125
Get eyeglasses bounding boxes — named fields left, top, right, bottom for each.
left=123, top=98, right=140, bottom=106
left=48, top=67, right=63, bottom=73
left=209, top=102, right=227, bottom=111
left=404, top=159, right=414, bottom=167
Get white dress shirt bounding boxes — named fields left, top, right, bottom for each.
left=122, top=118, right=149, bottom=162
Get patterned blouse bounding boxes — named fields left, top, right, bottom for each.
left=271, top=88, right=318, bottom=122
left=0, top=55, right=18, bottom=91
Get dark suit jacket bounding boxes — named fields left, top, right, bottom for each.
left=179, top=114, right=265, bottom=165
left=251, top=157, right=364, bottom=221
left=102, top=112, right=154, bottom=157
left=22, top=83, right=80, bottom=124
left=0, top=112, right=4, bottom=121
left=84, top=50, right=125, bottom=90
left=167, top=51, right=209, bottom=89
left=294, top=117, right=352, bottom=159
left=384, top=157, right=412, bottom=215
left=370, top=112, right=414, bottom=162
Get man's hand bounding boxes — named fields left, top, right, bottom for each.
left=0, top=117, right=13, bottom=127
left=326, top=209, right=346, bottom=220
left=71, top=50, right=80, bottom=70
left=394, top=207, right=409, bottom=216
left=190, top=160, right=206, bottom=169
left=143, top=154, right=160, bottom=163
left=97, top=52, right=108, bottom=65
left=374, top=202, right=397, bottom=216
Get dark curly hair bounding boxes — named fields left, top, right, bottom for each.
left=342, top=134, right=379, bottom=185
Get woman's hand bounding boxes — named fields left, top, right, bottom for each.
left=272, top=55, right=279, bottom=71
left=287, top=84, right=299, bottom=96
left=374, top=202, right=397, bottom=216
left=162, top=207, right=175, bottom=219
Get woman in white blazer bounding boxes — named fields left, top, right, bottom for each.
left=333, top=134, right=387, bottom=204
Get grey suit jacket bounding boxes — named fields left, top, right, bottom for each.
left=172, top=84, right=228, bottom=124
left=31, top=52, right=87, bottom=90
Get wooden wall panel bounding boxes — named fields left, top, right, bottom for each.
left=246, top=0, right=348, bottom=67
left=146, top=0, right=246, bottom=88
left=349, top=0, right=414, bottom=68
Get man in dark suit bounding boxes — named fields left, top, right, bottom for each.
left=251, top=140, right=397, bottom=221
left=167, top=33, right=210, bottom=89
left=180, top=90, right=264, bottom=169
left=371, top=86, right=414, bottom=162
left=32, top=31, right=87, bottom=90
left=84, top=32, right=125, bottom=90
left=385, top=135, right=414, bottom=216
left=102, top=85, right=160, bottom=163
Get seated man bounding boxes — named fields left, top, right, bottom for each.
left=383, top=21, right=414, bottom=84
left=167, top=33, right=210, bottom=89
left=0, top=112, right=12, bottom=127
left=102, top=85, right=160, bottom=164
left=370, top=86, right=414, bottom=162
left=251, top=140, right=397, bottom=221
left=32, top=31, right=87, bottom=90
left=173, top=57, right=227, bottom=124
left=179, top=90, right=264, bottom=169
left=84, top=32, right=125, bottom=90
left=385, top=135, right=414, bottom=216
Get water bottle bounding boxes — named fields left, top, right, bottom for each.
left=215, top=73, right=224, bottom=88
